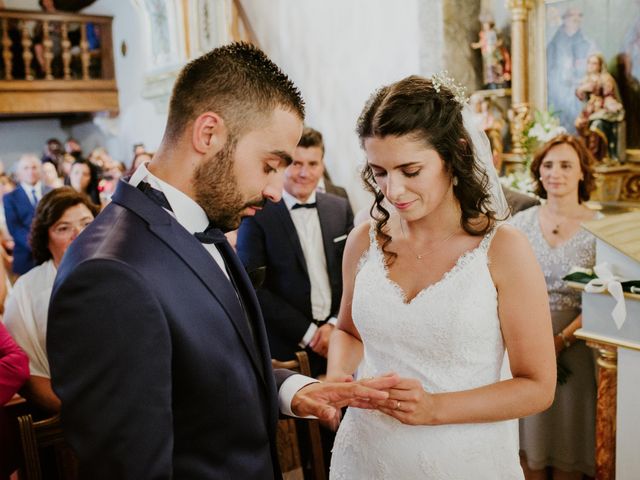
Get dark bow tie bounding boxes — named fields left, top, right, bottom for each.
left=137, top=181, right=226, bottom=245
left=194, top=224, right=227, bottom=244
left=137, top=181, right=172, bottom=211
left=291, top=202, right=317, bottom=210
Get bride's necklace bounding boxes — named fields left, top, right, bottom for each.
left=400, top=219, right=458, bottom=260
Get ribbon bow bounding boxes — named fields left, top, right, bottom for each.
left=584, top=262, right=627, bottom=329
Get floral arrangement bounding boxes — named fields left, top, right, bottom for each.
left=500, top=109, right=567, bottom=194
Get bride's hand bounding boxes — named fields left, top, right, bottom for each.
left=376, top=378, right=438, bottom=425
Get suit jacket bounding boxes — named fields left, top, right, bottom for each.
left=3, top=184, right=51, bottom=274
left=236, top=193, right=353, bottom=376
left=47, top=180, right=292, bottom=479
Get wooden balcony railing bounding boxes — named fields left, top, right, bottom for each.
left=0, top=9, right=118, bottom=115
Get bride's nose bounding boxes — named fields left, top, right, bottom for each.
left=385, top=174, right=406, bottom=200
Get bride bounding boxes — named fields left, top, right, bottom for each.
left=327, top=75, right=556, bottom=479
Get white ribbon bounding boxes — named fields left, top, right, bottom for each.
left=584, top=262, right=627, bottom=329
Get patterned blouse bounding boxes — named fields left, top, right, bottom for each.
left=511, top=206, right=599, bottom=312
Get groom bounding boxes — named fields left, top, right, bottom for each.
left=47, top=43, right=397, bottom=479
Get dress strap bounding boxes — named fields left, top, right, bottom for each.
left=479, top=222, right=504, bottom=253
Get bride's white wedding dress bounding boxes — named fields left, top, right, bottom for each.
left=330, top=227, right=523, bottom=479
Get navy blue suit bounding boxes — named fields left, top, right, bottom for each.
left=236, top=193, right=353, bottom=376
left=3, top=184, right=50, bottom=274
left=47, top=180, right=292, bottom=479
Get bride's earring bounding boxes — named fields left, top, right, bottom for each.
left=452, top=176, right=459, bottom=186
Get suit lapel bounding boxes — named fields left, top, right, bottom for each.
left=112, top=182, right=267, bottom=385
left=17, top=185, right=35, bottom=212
left=273, top=201, right=308, bottom=275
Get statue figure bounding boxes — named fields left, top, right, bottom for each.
left=471, top=13, right=511, bottom=89
left=575, top=53, right=625, bottom=162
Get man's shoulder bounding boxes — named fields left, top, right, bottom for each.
left=317, top=191, right=349, bottom=209
left=4, top=186, right=24, bottom=203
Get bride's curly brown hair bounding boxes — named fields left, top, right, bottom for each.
left=357, top=75, right=502, bottom=265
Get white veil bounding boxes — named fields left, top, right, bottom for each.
left=461, top=104, right=511, bottom=220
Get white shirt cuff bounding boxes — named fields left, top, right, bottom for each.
left=299, top=323, right=318, bottom=348
left=327, top=316, right=338, bottom=326
left=278, top=374, right=320, bottom=417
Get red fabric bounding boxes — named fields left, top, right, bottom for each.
left=0, top=322, right=29, bottom=405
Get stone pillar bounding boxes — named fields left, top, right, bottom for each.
left=507, top=0, right=533, bottom=155
left=587, top=340, right=618, bottom=480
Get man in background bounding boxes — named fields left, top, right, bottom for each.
left=237, top=127, right=353, bottom=377
left=3, top=154, right=49, bottom=275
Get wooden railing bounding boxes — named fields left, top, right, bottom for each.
left=0, top=9, right=118, bottom=114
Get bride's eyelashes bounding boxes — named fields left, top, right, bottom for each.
left=371, top=168, right=421, bottom=178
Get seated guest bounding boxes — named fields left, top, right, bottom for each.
left=237, top=126, right=353, bottom=377
left=3, top=154, right=50, bottom=275
left=99, top=160, right=126, bottom=205
left=64, top=137, right=82, bottom=159
left=128, top=151, right=153, bottom=176
left=4, top=187, right=99, bottom=413
left=67, top=158, right=100, bottom=205
left=41, top=138, right=63, bottom=171
left=42, top=161, right=63, bottom=189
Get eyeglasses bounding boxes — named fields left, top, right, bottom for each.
left=50, top=220, right=93, bottom=236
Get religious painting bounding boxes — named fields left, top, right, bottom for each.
left=539, top=0, right=640, bottom=152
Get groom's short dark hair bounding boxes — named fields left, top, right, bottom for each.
left=165, top=42, right=305, bottom=144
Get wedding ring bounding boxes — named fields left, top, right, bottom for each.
left=395, top=401, right=401, bottom=410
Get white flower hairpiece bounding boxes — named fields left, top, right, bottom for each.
left=431, top=71, right=468, bottom=105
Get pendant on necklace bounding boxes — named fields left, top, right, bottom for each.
left=552, top=224, right=560, bottom=235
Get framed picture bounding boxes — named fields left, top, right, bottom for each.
left=530, top=0, right=640, bottom=149
left=141, top=0, right=188, bottom=74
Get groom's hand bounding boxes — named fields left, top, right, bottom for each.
left=291, top=373, right=399, bottom=429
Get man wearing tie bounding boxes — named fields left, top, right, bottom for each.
left=4, top=154, right=49, bottom=275
left=47, top=44, right=395, bottom=479
left=237, top=127, right=354, bottom=377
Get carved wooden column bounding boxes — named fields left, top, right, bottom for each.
left=20, top=20, right=33, bottom=80
left=587, top=340, right=617, bottom=480
left=42, top=20, right=54, bottom=80
left=61, top=22, right=72, bottom=80
left=1, top=18, right=12, bottom=80
left=507, top=0, right=533, bottom=155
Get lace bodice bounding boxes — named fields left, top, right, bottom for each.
left=330, top=226, right=522, bottom=479
left=511, top=206, right=597, bottom=312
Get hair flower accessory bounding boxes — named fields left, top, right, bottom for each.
left=431, top=71, right=468, bottom=105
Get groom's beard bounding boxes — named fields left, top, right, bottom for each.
left=193, top=139, right=247, bottom=231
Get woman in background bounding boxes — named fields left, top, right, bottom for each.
left=4, top=187, right=99, bottom=414
left=67, top=158, right=100, bottom=205
left=511, top=134, right=599, bottom=479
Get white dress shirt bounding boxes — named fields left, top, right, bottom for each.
left=282, top=190, right=337, bottom=347
left=4, top=259, right=57, bottom=378
left=20, top=181, right=43, bottom=205
left=129, top=164, right=315, bottom=415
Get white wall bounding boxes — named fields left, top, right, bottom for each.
left=241, top=0, right=423, bottom=211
